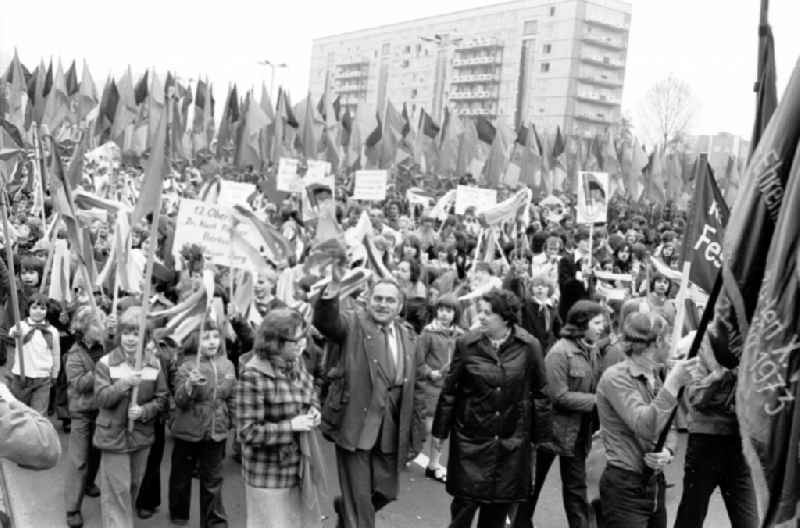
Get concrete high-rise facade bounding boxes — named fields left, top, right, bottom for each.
left=309, top=0, right=631, bottom=137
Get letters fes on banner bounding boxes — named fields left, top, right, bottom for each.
left=576, top=171, right=609, bottom=225
left=276, top=157, right=302, bottom=192
left=455, top=185, right=497, bottom=215
left=217, top=180, right=256, bottom=208
left=172, top=198, right=254, bottom=271
left=352, top=170, right=388, bottom=201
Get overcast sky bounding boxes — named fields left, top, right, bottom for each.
left=2, top=0, right=799, bottom=140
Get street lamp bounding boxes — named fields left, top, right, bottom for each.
left=257, top=60, right=288, bottom=101
left=419, top=33, right=461, bottom=123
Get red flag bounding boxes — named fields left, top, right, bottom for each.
left=131, top=110, right=167, bottom=226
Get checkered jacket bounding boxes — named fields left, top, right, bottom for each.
left=235, top=355, right=319, bottom=489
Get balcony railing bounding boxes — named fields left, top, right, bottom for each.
left=585, top=15, right=630, bottom=32
left=336, top=70, right=369, bottom=79
left=454, top=38, right=503, bottom=51
left=581, top=33, right=626, bottom=50
left=575, top=91, right=620, bottom=106
left=453, top=106, right=497, bottom=116
left=574, top=112, right=612, bottom=124
left=580, top=54, right=625, bottom=69
left=336, top=84, right=367, bottom=93
left=337, top=58, right=370, bottom=67
left=450, top=73, right=500, bottom=84
left=578, top=73, right=623, bottom=88
left=449, top=90, right=498, bottom=101
left=452, top=56, right=502, bottom=67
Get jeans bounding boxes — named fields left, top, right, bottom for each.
left=599, top=466, right=666, bottom=528
left=674, top=434, right=758, bottom=528
left=449, top=497, right=517, bottom=528
left=135, top=417, right=165, bottom=511
left=64, top=412, right=101, bottom=513
left=515, top=438, right=589, bottom=528
left=168, top=438, right=228, bottom=527
left=99, top=448, right=150, bottom=528
left=9, top=375, right=51, bottom=416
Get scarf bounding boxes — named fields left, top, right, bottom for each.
left=270, top=356, right=301, bottom=381
left=23, top=320, right=54, bottom=350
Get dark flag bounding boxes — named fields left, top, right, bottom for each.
left=474, top=116, right=496, bottom=145
left=712, top=58, right=800, bottom=527
left=134, top=71, right=149, bottom=105
left=679, top=155, right=729, bottom=293
left=65, top=60, right=79, bottom=97
left=751, top=18, right=777, bottom=157
left=420, top=109, right=439, bottom=139
left=340, top=109, right=352, bottom=148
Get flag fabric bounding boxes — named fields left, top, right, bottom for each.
left=381, top=100, right=404, bottom=168
left=299, top=93, right=319, bottom=159
left=235, top=91, right=269, bottom=169
left=231, top=205, right=293, bottom=267
left=711, top=58, right=800, bottom=528
left=457, top=118, right=481, bottom=177
left=750, top=21, right=777, bottom=157
left=679, top=157, right=729, bottom=293
left=4, top=51, right=27, bottom=135
left=216, top=84, right=239, bottom=158
left=111, top=67, right=137, bottom=142
left=65, top=60, right=79, bottom=97
left=736, top=140, right=800, bottom=528
left=131, top=109, right=167, bottom=226
left=147, top=71, right=165, bottom=150
left=438, top=107, right=463, bottom=176
left=94, top=77, right=118, bottom=143
left=364, top=112, right=382, bottom=169
left=42, top=60, right=70, bottom=132
left=76, top=60, right=98, bottom=123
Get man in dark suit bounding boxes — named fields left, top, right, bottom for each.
left=314, top=278, right=424, bottom=528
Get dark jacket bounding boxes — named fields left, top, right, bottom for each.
left=416, top=322, right=464, bottom=417
left=520, top=299, right=561, bottom=353
left=543, top=338, right=601, bottom=457
left=171, top=353, right=237, bottom=443
left=314, top=295, right=425, bottom=468
left=431, top=327, right=552, bottom=502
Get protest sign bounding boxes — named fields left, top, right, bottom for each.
left=305, top=159, right=333, bottom=188
left=276, top=157, right=302, bottom=192
left=352, top=170, right=388, bottom=201
left=455, top=185, right=497, bottom=215
left=172, top=198, right=254, bottom=271
left=217, top=180, right=256, bottom=208
left=576, top=172, right=609, bottom=224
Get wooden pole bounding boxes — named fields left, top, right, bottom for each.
left=0, top=189, right=25, bottom=378
left=128, top=197, right=162, bottom=431
left=670, top=261, right=692, bottom=355
left=32, top=127, right=48, bottom=230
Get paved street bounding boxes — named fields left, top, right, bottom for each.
left=3, top=423, right=731, bottom=527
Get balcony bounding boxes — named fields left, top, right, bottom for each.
left=575, top=91, right=620, bottom=106
left=585, top=15, right=630, bottom=32
left=574, top=111, right=613, bottom=124
left=449, top=90, right=498, bottom=101
left=452, top=56, right=502, bottom=67
left=453, top=106, right=497, bottom=117
left=336, top=69, right=369, bottom=80
left=581, top=32, right=626, bottom=50
left=450, top=73, right=500, bottom=84
left=454, top=37, right=503, bottom=52
left=337, top=58, right=369, bottom=67
left=580, top=54, right=625, bottom=69
left=336, top=84, right=367, bottom=94
left=578, top=73, right=623, bottom=88
left=339, top=96, right=363, bottom=105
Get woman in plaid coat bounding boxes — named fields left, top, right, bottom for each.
left=235, top=308, right=322, bottom=528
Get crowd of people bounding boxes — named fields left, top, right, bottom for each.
left=0, top=151, right=759, bottom=528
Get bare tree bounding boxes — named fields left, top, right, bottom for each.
left=637, top=75, right=698, bottom=150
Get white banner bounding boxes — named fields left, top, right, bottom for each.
left=276, top=157, right=302, bottom=192
left=576, top=171, right=609, bottom=224
left=352, top=170, right=388, bottom=201
left=217, top=180, right=256, bottom=208
left=455, top=185, right=497, bottom=215
left=173, top=198, right=257, bottom=271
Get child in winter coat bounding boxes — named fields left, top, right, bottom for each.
left=168, top=319, right=236, bottom=527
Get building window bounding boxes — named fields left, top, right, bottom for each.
left=382, top=43, right=390, bottom=55
left=374, top=50, right=378, bottom=58
left=540, top=62, right=550, bottom=72
left=523, top=20, right=538, bottom=35
left=416, top=43, right=422, bottom=54
left=549, top=6, right=556, bottom=16
left=543, top=44, right=551, bottom=53
left=402, top=59, right=410, bottom=68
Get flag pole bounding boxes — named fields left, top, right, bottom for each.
left=0, top=187, right=25, bottom=379
left=670, top=261, right=692, bottom=354
left=128, top=197, right=162, bottom=432
left=32, top=126, right=48, bottom=229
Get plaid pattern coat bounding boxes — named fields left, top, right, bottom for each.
left=235, top=355, right=319, bottom=489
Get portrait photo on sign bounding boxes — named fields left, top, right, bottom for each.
left=576, top=171, right=609, bottom=224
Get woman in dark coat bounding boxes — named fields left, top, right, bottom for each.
left=432, top=289, right=552, bottom=528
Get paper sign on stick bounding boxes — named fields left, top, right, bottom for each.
left=218, top=180, right=256, bottom=207
left=576, top=171, right=609, bottom=224
left=352, top=170, right=388, bottom=201
left=276, top=158, right=302, bottom=192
